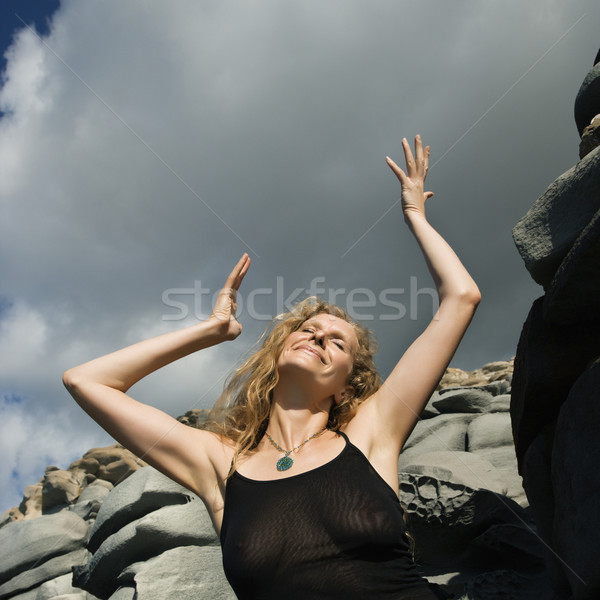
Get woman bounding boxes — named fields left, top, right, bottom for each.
left=63, top=136, right=480, bottom=599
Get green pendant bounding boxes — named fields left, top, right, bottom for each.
left=277, top=456, right=294, bottom=471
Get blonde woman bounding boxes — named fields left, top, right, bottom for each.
left=64, top=136, right=479, bottom=599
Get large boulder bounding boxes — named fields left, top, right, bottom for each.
left=543, top=206, right=600, bottom=324
left=399, top=413, right=473, bottom=466
left=510, top=297, right=600, bottom=468
left=86, top=467, right=201, bottom=553
left=398, top=472, right=543, bottom=572
left=0, top=511, right=88, bottom=585
left=0, top=550, right=88, bottom=599
left=432, top=387, right=494, bottom=414
left=400, top=451, right=507, bottom=495
left=68, top=446, right=145, bottom=486
left=113, top=546, right=234, bottom=600
left=0, top=511, right=88, bottom=599
left=520, top=425, right=572, bottom=599
left=74, top=468, right=218, bottom=599
left=42, top=467, right=83, bottom=512
left=512, top=145, right=600, bottom=287
left=551, top=360, right=600, bottom=599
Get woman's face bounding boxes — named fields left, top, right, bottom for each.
left=277, top=313, right=359, bottom=397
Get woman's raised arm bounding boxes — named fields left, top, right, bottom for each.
left=349, top=137, right=480, bottom=459
left=62, top=254, right=250, bottom=498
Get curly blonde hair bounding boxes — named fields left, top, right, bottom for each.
left=202, top=297, right=381, bottom=475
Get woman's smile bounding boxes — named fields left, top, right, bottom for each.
left=297, top=344, right=326, bottom=364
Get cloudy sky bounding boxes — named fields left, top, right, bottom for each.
left=1, top=0, right=598, bottom=513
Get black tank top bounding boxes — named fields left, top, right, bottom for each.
left=220, top=431, right=450, bottom=600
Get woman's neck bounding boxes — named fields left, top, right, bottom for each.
left=267, top=381, right=332, bottom=450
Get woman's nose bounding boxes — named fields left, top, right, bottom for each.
left=314, top=330, right=325, bottom=347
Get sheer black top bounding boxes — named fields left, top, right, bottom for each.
left=220, top=431, right=449, bottom=599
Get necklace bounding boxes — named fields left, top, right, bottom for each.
left=266, top=427, right=328, bottom=471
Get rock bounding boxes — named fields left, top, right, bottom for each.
left=0, top=548, right=88, bottom=599
left=433, top=388, right=494, bottom=413
left=436, top=360, right=514, bottom=391
left=488, top=394, right=511, bottom=412
left=420, top=392, right=441, bottom=419
left=399, top=414, right=473, bottom=466
left=0, top=506, right=24, bottom=528
left=512, top=145, right=600, bottom=286
left=398, top=473, right=537, bottom=568
left=34, top=573, right=85, bottom=599
left=575, top=61, right=600, bottom=136
left=116, top=546, right=235, bottom=600
left=108, top=589, right=134, bottom=600
left=7, top=572, right=97, bottom=600
left=400, top=451, right=507, bottom=495
left=470, top=447, right=518, bottom=474
left=478, top=380, right=512, bottom=397
left=469, top=523, right=545, bottom=567
left=42, top=468, right=83, bottom=511
left=510, top=297, right=600, bottom=469
left=19, top=483, right=43, bottom=520
left=177, top=408, right=211, bottom=428
left=69, top=482, right=112, bottom=522
left=87, top=467, right=201, bottom=553
left=68, top=445, right=145, bottom=486
left=467, top=413, right=513, bottom=451
left=521, top=426, right=573, bottom=596
left=579, top=113, right=600, bottom=158
left=543, top=206, right=600, bottom=324
left=0, top=511, right=88, bottom=585
left=75, top=501, right=217, bottom=598
left=74, top=468, right=217, bottom=599
left=465, top=569, right=553, bottom=600
left=551, top=360, right=600, bottom=599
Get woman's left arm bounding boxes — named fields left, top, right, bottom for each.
left=352, top=136, right=481, bottom=456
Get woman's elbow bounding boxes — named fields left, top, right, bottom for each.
left=442, top=286, right=481, bottom=311
left=62, top=367, right=83, bottom=393
left=465, top=286, right=482, bottom=308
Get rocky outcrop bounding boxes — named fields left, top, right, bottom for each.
left=512, top=145, right=600, bottom=287
left=1, top=446, right=144, bottom=527
left=511, top=49, right=600, bottom=600
left=0, top=446, right=143, bottom=599
left=72, top=467, right=229, bottom=599
left=398, top=367, right=551, bottom=599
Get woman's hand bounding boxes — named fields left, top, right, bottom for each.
left=386, top=135, right=434, bottom=222
left=210, top=253, right=251, bottom=341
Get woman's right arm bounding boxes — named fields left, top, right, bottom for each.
left=62, top=254, right=250, bottom=497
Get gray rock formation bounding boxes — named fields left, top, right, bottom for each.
left=0, top=511, right=89, bottom=599
left=511, top=48, right=600, bottom=600
left=73, top=468, right=220, bottom=599
left=512, top=145, right=600, bottom=287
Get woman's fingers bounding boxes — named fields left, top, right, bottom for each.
left=414, top=135, right=423, bottom=166
left=389, top=137, right=428, bottom=179
left=402, top=137, right=416, bottom=175
left=385, top=156, right=406, bottom=183
left=224, top=253, right=250, bottom=291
